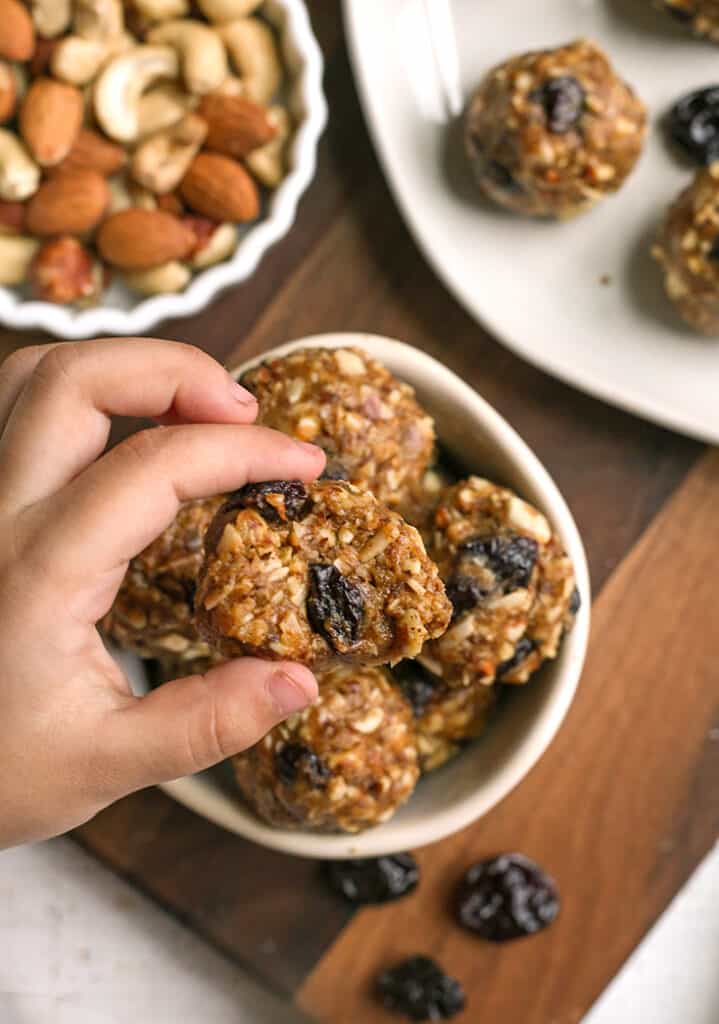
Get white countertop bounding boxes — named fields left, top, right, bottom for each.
left=1, top=836, right=717, bottom=1024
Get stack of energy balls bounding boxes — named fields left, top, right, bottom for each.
left=102, top=346, right=579, bottom=834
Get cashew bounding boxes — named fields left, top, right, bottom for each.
left=219, top=18, right=282, bottom=104
left=0, top=129, right=40, bottom=201
left=107, top=174, right=132, bottom=213
left=31, top=0, right=72, bottom=38
left=196, top=0, right=263, bottom=23
left=137, top=82, right=196, bottom=136
left=146, top=20, right=228, bottom=95
left=212, top=74, right=244, bottom=97
left=123, top=260, right=190, bottom=294
left=131, top=112, right=206, bottom=194
left=0, top=235, right=39, bottom=284
left=51, top=32, right=133, bottom=86
left=131, top=0, right=190, bottom=23
left=245, top=104, right=290, bottom=187
left=127, top=181, right=158, bottom=209
left=73, top=0, right=124, bottom=41
left=190, top=222, right=237, bottom=268
left=94, top=46, right=180, bottom=142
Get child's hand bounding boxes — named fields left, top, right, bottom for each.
left=0, top=339, right=324, bottom=849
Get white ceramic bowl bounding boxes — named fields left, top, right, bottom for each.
left=116, top=332, right=590, bottom=858
left=0, top=0, right=326, bottom=340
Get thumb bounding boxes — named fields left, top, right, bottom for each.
left=104, top=659, right=318, bottom=795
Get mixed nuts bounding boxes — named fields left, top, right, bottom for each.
left=0, top=0, right=293, bottom=303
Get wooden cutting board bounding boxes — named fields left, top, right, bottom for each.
left=1, top=4, right=717, bottom=1019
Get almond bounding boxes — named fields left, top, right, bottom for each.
left=0, top=199, right=24, bottom=234
left=20, top=78, right=84, bottom=167
left=55, top=130, right=126, bottom=177
left=157, top=191, right=185, bottom=217
left=0, top=60, right=16, bottom=123
left=29, top=36, right=57, bottom=77
left=97, top=209, right=196, bottom=270
left=180, top=152, right=259, bottom=222
left=30, top=236, right=99, bottom=304
left=26, top=170, right=110, bottom=236
left=198, top=93, right=277, bottom=159
left=0, top=0, right=34, bottom=62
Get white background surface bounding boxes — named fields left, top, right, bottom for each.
left=1, top=835, right=717, bottom=1023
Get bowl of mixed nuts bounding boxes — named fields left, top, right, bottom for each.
left=108, top=333, right=590, bottom=859
left=0, top=0, right=326, bottom=337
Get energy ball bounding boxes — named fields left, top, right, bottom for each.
left=232, top=664, right=419, bottom=832
left=393, top=660, right=496, bottom=772
left=194, top=480, right=452, bottom=670
left=396, top=461, right=457, bottom=542
left=652, top=167, right=719, bottom=335
left=423, top=477, right=552, bottom=688
left=241, top=347, right=436, bottom=508
left=498, top=536, right=579, bottom=685
left=659, top=0, right=719, bottom=42
left=102, top=496, right=224, bottom=661
left=464, top=39, right=646, bottom=218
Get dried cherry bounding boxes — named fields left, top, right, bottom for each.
left=532, top=76, right=585, bottom=133
left=376, top=956, right=465, bottom=1021
left=326, top=854, right=419, bottom=904
left=458, top=534, right=538, bottom=592
left=455, top=852, right=559, bottom=942
left=275, top=743, right=329, bottom=789
left=392, top=660, right=441, bottom=718
left=221, top=480, right=312, bottom=526
left=307, top=564, right=364, bottom=650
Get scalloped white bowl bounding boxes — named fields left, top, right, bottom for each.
left=115, top=333, right=590, bottom=858
left=0, top=0, right=326, bottom=339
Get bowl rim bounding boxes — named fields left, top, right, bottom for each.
left=135, top=332, right=591, bottom=858
left=0, top=0, right=328, bottom=340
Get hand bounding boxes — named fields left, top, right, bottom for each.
left=0, top=338, right=324, bottom=849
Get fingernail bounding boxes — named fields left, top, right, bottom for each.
left=229, top=378, right=257, bottom=406
left=268, top=669, right=316, bottom=716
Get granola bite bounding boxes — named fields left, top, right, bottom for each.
left=232, top=664, right=419, bottom=832
left=392, top=660, right=497, bottom=772
left=498, top=537, right=579, bottom=685
left=102, top=496, right=224, bottom=661
left=651, top=168, right=719, bottom=335
left=464, top=39, right=646, bottom=218
left=240, top=347, right=436, bottom=508
left=659, top=0, right=719, bottom=41
left=397, top=461, right=457, bottom=542
left=194, top=480, right=452, bottom=670
left=423, top=477, right=552, bottom=688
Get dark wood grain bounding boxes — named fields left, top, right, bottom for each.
left=298, top=449, right=719, bottom=1023
left=0, top=2, right=709, bottom=1005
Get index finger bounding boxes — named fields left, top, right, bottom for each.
left=0, top=338, right=258, bottom=510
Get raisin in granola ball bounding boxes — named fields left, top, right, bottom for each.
left=102, top=496, right=224, bottom=661
left=652, top=167, right=719, bottom=335
left=464, top=39, right=646, bottom=219
left=194, top=480, right=451, bottom=670
left=241, top=347, right=436, bottom=509
left=393, top=659, right=497, bottom=771
left=659, top=0, right=719, bottom=42
left=423, top=477, right=554, bottom=688
left=232, top=664, right=419, bottom=832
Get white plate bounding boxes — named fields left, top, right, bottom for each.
left=0, top=0, right=326, bottom=339
left=115, top=333, right=590, bottom=859
left=343, top=0, right=719, bottom=444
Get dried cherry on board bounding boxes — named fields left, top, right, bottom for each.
left=455, top=852, right=559, bottom=941
left=325, top=854, right=419, bottom=905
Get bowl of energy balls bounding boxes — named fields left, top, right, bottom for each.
left=104, top=333, right=590, bottom=858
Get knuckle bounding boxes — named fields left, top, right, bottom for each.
left=0, top=345, right=42, bottom=382
left=119, top=426, right=166, bottom=465
left=184, top=679, right=229, bottom=771
left=32, top=343, right=83, bottom=392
